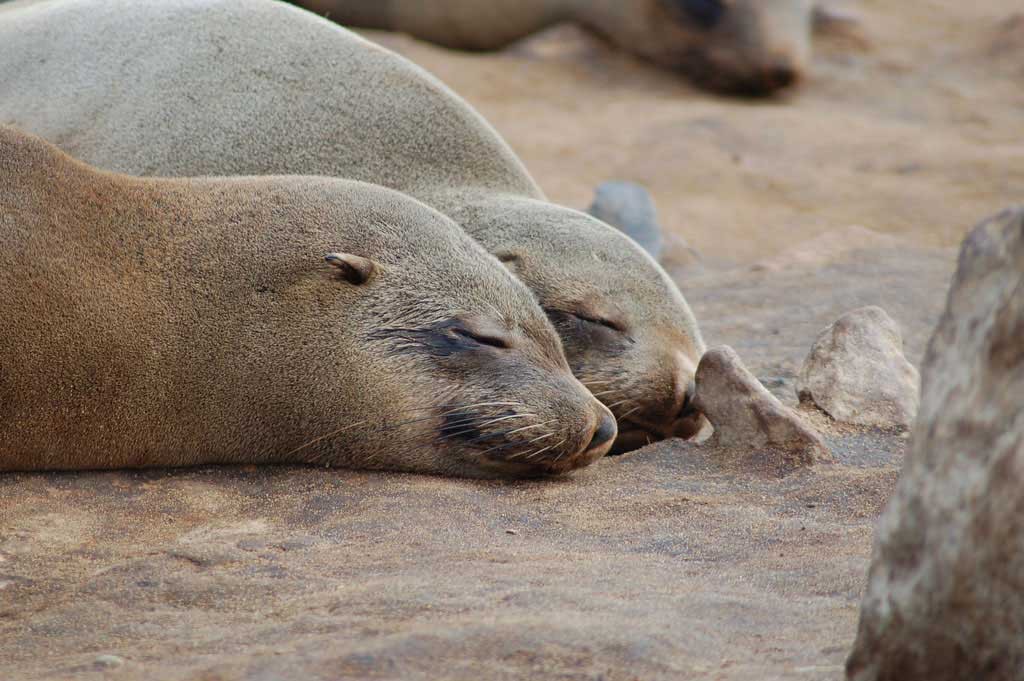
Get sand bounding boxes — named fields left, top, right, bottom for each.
left=371, top=0, right=1023, bottom=264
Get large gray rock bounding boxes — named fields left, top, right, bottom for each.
left=797, top=306, right=920, bottom=430
left=693, top=345, right=831, bottom=475
left=847, top=207, right=1024, bottom=681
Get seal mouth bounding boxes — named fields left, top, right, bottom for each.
left=689, top=69, right=801, bottom=98
left=438, top=402, right=605, bottom=478
left=478, top=437, right=577, bottom=474
left=609, top=411, right=708, bottom=455
left=669, top=49, right=802, bottom=97
left=476, top=440, right=606, bottom=478
left=477, top=414, right=613, bottom=476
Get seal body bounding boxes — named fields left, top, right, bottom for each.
left=292, top=0, right=814, bottom=95
left=0, top=126, right=616, bottom=476
left=0, top=0, right=704, bottom=451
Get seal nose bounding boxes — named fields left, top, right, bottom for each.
left=761, top=63, right=799, bottom=91
left=672, top=378, right=706, bottom=440
left=677, top=380, right=698, bottom=419
left=586, top=411, right=617, bottom=455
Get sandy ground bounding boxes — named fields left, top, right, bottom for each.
left=1, top=434, right=899, bottom=681
left=1, top=2, right=1022, bottom=679
left=364, top=0, right=1021, bottom=404
left=371, top=1, right=1023, bottom=264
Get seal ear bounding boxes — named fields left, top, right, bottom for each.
left=325, top=252, right=376, bottom=285
left=494, top=251, right=521, bottom=269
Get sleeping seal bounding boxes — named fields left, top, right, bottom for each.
left=0, top=125, right=616, bottom=477
left=0, top=0, right=705, bottom=453
left=293, top=0, right=819, bottom=95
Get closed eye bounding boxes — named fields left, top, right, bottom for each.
left=452, top=327, right=511, bottom=349
left=574, top=313, right=625, bottom=333
left=667, top=0, right=726, bottom=29
left=545, top=307, right=626, bottom=334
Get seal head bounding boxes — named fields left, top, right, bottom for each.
left=453, top=197, right=707, bottom=453
left=582, top=0, right=814, bottom=95
left=290, top=0, right=814, bottom=96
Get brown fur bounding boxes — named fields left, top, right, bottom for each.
left=0, top=0, right=702, bottom=453
left=0, top=126, right=615, bottom=477
left=294, top=0, right=816, bottom=95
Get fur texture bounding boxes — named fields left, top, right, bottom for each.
left=293, top=0, right=815, bottom=95
left=0, top=126, right=615, bottom=476
left=0, top=0, right=704, bottom=450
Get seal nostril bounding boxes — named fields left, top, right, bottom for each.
left=587, top=413, right=617, bottom=452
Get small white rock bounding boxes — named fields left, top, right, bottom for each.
left=94, top=655, right=125, bottom=669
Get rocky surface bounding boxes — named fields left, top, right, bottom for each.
left=684, top=240, right=955, bottom=411
left=694, top=346, right=831, bottom=476
left=846, top=207, right=1024, bottom=681
left=797, top=306, right=920, bottom=429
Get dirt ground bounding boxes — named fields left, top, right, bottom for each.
left=1, top=2, right=1022, bottom=679
left=1, top=432, right=901, bottom=681
left=375, top=0, right=1023, bottom=264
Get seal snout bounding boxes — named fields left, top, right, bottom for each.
left=760, top=62, right=799, bottom=91
left=603, top=349, right=705, bottom=454
left=666, top=376, right=707, bottom=440
left=723, top=57, right=802, bottom=96
left=585, top=410, right=618, bottom=457
left=467, top=383, right=618, bottom=476
left=554, top=402, right=617, bottom=471
left=676, top=378, right=698, bottom=417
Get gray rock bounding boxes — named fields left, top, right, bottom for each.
left=693, top=346, right=832, bottom=475
left=847, top=207, right=1024, bottom=681
left=586, top=181, right=664, bottom=260
left=797, top=306, right=920, bottom=429
left=93, top=655, right=124, bottom=670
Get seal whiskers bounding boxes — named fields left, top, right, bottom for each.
left=282, top=421, right=370, bottom=461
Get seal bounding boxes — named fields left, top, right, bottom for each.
left=0, top=126, right=617, bottom=477
left=0, top=0, right=705, bottom=453
left=292, top=0, right=815, bottom=95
